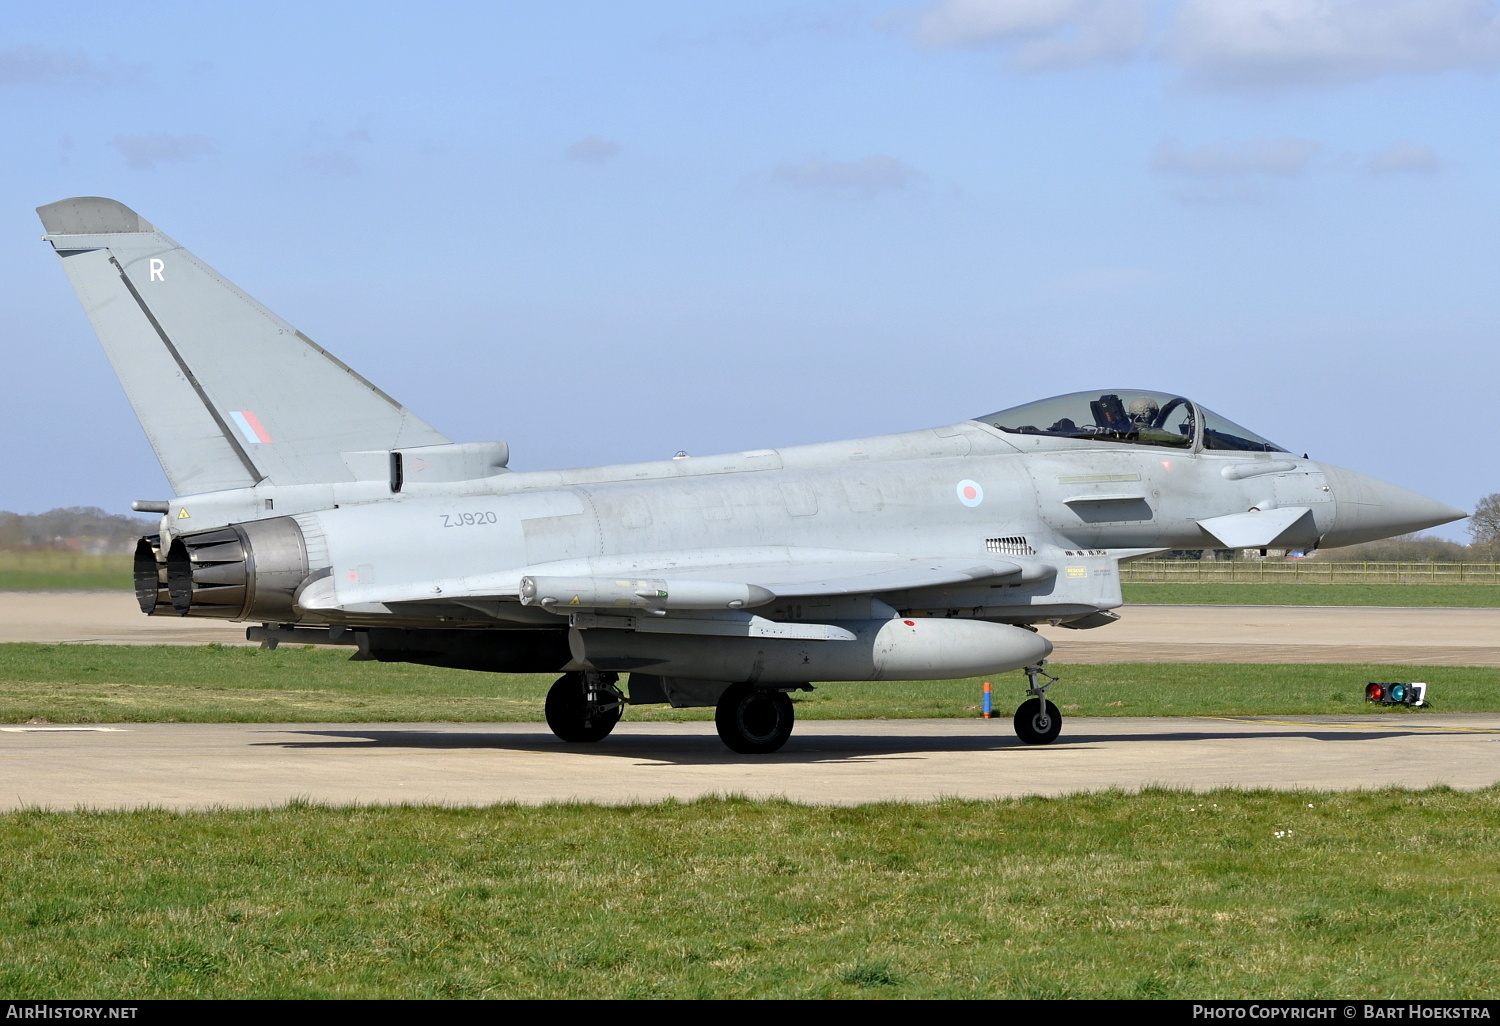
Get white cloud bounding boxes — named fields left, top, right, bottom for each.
left=0, top=46, right=145, bottom=87
left=1368, top=141, right=1442, bottom=173
left=110, top=134, right=215, bottom=171
left=1152, top=137, right=1440, bottom=199
left=916, top=0, right=1092, bottom=47
left=774, top=155, right=924, bottom=192
left=1166, top=0, right=1500, bottom=92
left=567, top=136, right=620, bottom=163
left=1153, top=137, right=1320, bottom=176
left=914, top=0, right=1151, bottom=68
left=905, top=0, right=1500, bottom=89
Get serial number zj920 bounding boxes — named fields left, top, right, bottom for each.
left=440, top=512, right=499, bottom=528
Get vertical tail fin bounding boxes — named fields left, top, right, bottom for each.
left=37, top=197, right=448, bottom=494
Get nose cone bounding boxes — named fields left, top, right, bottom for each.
left=1320, top=464, right=1468, bottom=548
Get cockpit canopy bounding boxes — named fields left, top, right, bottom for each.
left=976, top=390, right=1288, bottom=453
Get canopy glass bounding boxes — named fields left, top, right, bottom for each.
left=976, top=391, right=1288, bottom=453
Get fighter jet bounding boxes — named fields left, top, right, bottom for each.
left=36, top=197, right=1467, bottom=753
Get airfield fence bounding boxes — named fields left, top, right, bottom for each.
left=1120, top=560, right=1500, bottom=585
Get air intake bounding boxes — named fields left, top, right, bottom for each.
left=986, top=536, right=1035, bottom=556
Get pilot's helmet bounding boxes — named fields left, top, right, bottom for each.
left=1127, top=396, right=1159, bottom=423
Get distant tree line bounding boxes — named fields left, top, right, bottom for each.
left=0, top=508, right=156, bottom=554
left=1471, top=493, right=1500, bottom=557
left=1317, top=534, right=1479, bottom=562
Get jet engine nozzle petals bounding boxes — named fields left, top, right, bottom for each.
left=1319, top=464, right=1468, bottom=548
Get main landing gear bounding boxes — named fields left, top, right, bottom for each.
left=715, top=682, right=797, bottom=755
left=545, top=671, right=624, bottom=742
left=543, top=674, right=805, bottom=753
left=1013, top=662, right=1062, bottom=745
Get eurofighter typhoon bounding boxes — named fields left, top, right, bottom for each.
left=37, top=197, right=1467, bottom=753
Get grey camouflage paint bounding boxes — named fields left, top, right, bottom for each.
left=39, top=197, right=1467, bottom=692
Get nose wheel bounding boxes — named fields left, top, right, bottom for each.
left=1014, top=663, right=1062, bottom=745
left=545, top=671, right=623, bottom=742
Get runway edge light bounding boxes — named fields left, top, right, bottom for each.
left=1366, top=682, right=1427, bottom=707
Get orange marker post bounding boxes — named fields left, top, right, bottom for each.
left=982, top=681, right=992, bottom=719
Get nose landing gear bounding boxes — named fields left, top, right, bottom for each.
left=545, top=670, right=624, bottom=742
left=1013, top=662, right=1062, bottom=745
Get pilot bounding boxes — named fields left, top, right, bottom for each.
left=1126, top=395, right=1190, bottom=446
left=1127, top=396, right=1160, bottom=427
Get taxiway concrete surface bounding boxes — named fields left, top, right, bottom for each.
left=3, top=716, right=1497, bottom=810
left=4, top=590, right=1500, bottom=665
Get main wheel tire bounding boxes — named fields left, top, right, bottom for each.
left=1013, top=697, right=1062, bottom=745
left=715, top=683, right=795, bottom=754
left=545, top=673, right=621, bottom=743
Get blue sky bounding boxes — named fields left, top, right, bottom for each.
left=2, top=1, right=1495, bottom=538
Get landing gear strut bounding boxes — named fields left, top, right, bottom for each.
left=545, top=671, right=623, bottom=743
left=715, top=682, right=797, bottom=754
left=1014, top=662, right=1062, bottom=745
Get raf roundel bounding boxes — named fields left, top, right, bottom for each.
left=956, top=479, right=984, bottom=507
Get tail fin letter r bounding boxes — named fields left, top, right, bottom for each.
left=149, top=258, right=164, bottom=281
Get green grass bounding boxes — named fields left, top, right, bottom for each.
left=1, top=643, right=1495, bottom=724
left=1122, top=583, right=1500, bottom=607
left=0, top=551, right=131, bottom=590
left=0, top=643, right=553, bottom=724
left=1, top=790, right=1497, bottom=998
